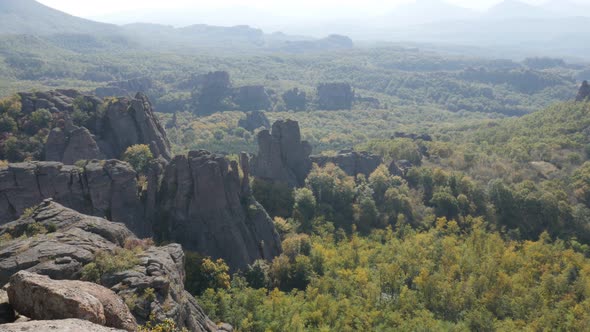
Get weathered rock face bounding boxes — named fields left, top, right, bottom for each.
left=317, top=83, right=354, bottom=110
left=576, top=80, right=590, bottom=102
left=0, top=160, right=149, bottom=237
left=45, top=126, right=104, bottom=164
left=36, top=90, right=172, bottom=163
left=99, top=92, right=172, bottom=161
left=234, top=85, right=271, bottom=111
left=311, top=150, right=383, bottom=177
left=157, top=150, right=282, bottom=270
left=0, top=153, right=282, bottom=270
left=282, top=88, right=307, bottom=111
left=0, top=201, right=219, bottom=332
left=18, top=90, right=101, bottom=115
left=193, top=71, right=233, bottom=116
left=251, top=120, right=312, bottom=187
left=238, top=111, right=270, bottom=132
left=0, top=319, right=127, bottom=332
left=7, top=271, right=137, bottom=330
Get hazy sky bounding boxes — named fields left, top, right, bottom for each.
left=37, top=0, right=580, bottom=17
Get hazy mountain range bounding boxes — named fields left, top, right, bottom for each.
left=2, top=0, right=590, bottom=59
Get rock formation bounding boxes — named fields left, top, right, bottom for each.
left=31, top=90, right=172, bottom=163
left=193, top=71, right=233, bottom=116
left=576, top=80, right=590, bottom=102
left=0, top=154, right=282, bottom=269
left=238, top=111, right=270, bottom=132
left=8, top=271, right=137, bottom=330
left=0, top=160, right=149, bottom=237
left=233, top=85, right=271, bottom=111
left=282, top=88, right=307, bottom=111
left=0, top=319, right=127, bottom=332
left=310, top=149, right=383, bottom=177
left=317, top=83, right=354, bottom=110
left=251, top=120, right=312, bottom=187
left=157, top=150, right=282, bottom=270
left=0, top=201, right=219, bottom=331
left=99, top=92, right=172, bottom=161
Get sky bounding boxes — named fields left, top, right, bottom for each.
left=37, top=0, right=584, bottom=18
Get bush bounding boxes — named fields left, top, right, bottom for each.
left=185, top=252, right=231, bottom=295
left=0, top=114, right=17, bottom=133
left=81, top=248, right=140, bottom=282
left=30, top=108, right=53, bottom=129
left=123, top=144, right=154, bottom=173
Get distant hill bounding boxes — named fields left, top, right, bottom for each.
left=483, top=0, right=553, bottom=19
left=0, top=0, right=119, bottom=35
left=379, top=0, right=476, bottom=26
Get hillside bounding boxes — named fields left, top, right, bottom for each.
left=0, top=0, right=119, bottom=35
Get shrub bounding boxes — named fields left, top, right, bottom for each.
left=81, top=248, right=140, bottom=282
left=30, top=108, right=53, bottom=129
left=0, top=114, right=17, bottom=133
left=123, top=144, right=154, bottom=173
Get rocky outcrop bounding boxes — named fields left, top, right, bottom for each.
left=193, top=71, right=233, bottom=116
left=0, top=160, right=149, bottom=237
left=33, top=90, right=172, bottom=163
left=251, top=120, right=312, bottom=187
left=45, top=126, right=104, bottom=164
left=389, top=160, right=413, bottom=177
left=310, top=149, right=383, bottom=177
left=234, top=85, right=271, bottom=111
left=238, top=111, right=270, bottom=132
left=317, top=83, right=354, bottom=110
left=576, top=80, right=590, bottom=102
left=0, top=153, right=282, bottom=270
left=282, top=88, right=307, bottom=111
left=0, top=319, right=127, bottom=332
left=99, top=92, right=172, bottom=161
left=0, top=201, right=219, bottom=332
left=157, top=150, right=282, bottom=270
left=7, top=271, right=137, bottom=330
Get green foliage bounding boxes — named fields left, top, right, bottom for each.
left=0, top=114, right=17, bottom=133
left=29, top=108, right=52, bottom=128
left=81, top=248, right=140, bottom=283
left=122, top=144, right=154, bottom=173
left=184, top=252, right=231, bottom=296
left=252, top=179, right=294, bottom=218
left=292, top=188, right=316, bottom=233
left=200, top=222, right=590, bottom=331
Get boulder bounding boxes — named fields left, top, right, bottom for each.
left=576, top=80, right=590, bottom=102
left=0, top=289, right=15, bottom=324
left=0, top=201, right=218, bottom=332
left=238, top=110, right=270, bottom=132
left=157, top=150, right=282, bottom=270
left=251, top=120, right=312, bottom=187
left=0, top=319, right=126, bottom=332
left=7, top=271, right=136, bottom=330
left=317, top=83, right=354, bottom=110
left=7, top=271, right=108, bottom=326
left=310, top=150, right=383, bottom=177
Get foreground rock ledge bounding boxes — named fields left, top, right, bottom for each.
left=7, top=271, right=137, bottom=331
left=0, top=200, right=219, bottom=332
left=0, top=318, right=126, bottom=332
